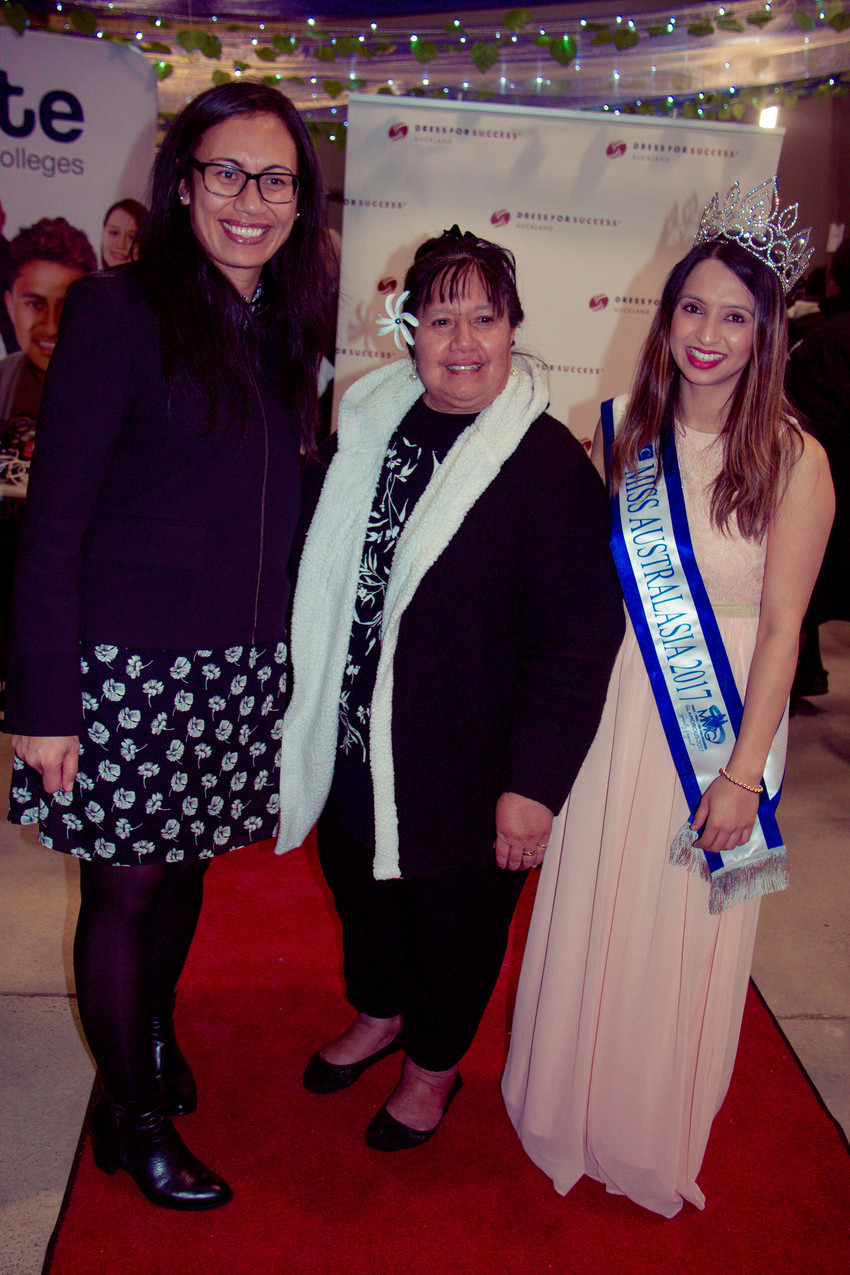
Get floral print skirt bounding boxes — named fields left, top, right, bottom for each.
left=8, top=640, right=287, bottom=866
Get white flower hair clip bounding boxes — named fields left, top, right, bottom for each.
left=377, top=291, right=419, bottom=350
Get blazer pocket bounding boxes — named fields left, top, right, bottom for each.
left=85, top=516, right=207, bottom=571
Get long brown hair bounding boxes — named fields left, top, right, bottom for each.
left=609, top=239, right=801, bottom=540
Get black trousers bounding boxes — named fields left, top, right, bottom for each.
left=317, top=802, right=527, bottom=1072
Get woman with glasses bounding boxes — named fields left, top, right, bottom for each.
left=5, top=82, right=337, bottom=1210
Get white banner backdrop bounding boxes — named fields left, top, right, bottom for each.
left=1, top=27, right=157, bottom=340
left=337, top=96, right=785, bottom=445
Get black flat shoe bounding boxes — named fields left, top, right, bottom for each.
left=303, top=1035, right=403, bottom=1094
left=365, top=1073, right=462, bottom=1152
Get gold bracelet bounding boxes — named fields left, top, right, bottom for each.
left=718, top=766, right=764, bottom=794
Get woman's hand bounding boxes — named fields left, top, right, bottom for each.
left=494, top=791, right=553, bottom=871
left=12, top=735, right=79, bottom=795
left=690, top=773, right=759, bottom=855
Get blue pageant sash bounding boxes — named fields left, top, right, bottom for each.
left=602, top=398, right=788, bottom=914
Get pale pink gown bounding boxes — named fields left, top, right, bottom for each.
left=502, top=424, right=787, bottom=1217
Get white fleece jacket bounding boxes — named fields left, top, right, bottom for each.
left=275, top=354, right=549, bottom=879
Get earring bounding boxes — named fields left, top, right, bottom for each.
left=409, top=361, right=419, bottom=382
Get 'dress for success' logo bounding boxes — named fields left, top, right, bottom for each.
left=377, top=277, right=397, bottom=294
left=490, top=209, right=511, bottom=228
left=606, top=140, right=627, bottom=158
left=589, top=294, right=609, bottom=311
left=388, top=123, right=408, bottom=140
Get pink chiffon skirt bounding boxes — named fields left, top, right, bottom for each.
left=502, top=611, right=783, bottom=1217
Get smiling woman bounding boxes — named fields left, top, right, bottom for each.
left=413, top=279, right=515, bottom=415
left=503, top=180, right=835, bottom=1218
left=4, top=81, right=338, bottom=1212
left=180, top=112, right=300, bottom=299
left=100, top=200, right=147, bottom=270
left=275, top=226, right=624, bottom=1153
left=669, top=258, right=756, bottom=407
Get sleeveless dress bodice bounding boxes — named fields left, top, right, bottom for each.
left=677, top=424, right=764, bottom=612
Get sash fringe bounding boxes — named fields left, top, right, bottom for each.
left=669, top=824, right=789, bottom=913
left=707, top=853, right=790, bottom=916
left=669, top=824, right=712, bottom=882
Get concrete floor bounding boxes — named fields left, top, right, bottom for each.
left=2, top=623, right=849, bottom=1274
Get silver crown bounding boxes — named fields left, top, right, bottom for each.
left=693, top=177, right=813, bottom=295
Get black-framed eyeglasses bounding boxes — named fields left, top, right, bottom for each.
left=189, top=159, right=300, bottom=205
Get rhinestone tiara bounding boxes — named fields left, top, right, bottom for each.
left=693, top=177, right=813, bottom=295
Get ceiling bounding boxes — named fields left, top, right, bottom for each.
left=15, top=1, right=850, bottom=121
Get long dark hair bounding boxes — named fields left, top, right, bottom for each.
left=610, top=239, right=800, bottom=539
left=134, top=81, right=337, bottom=449
left=402, top=226, right=524, bottom=358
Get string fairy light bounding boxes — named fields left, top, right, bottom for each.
left=18, top=1, right=850, bottom=136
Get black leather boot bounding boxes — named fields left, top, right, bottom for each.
left=151, top=997, right=197, bottom=1117
left=89, top=1086, right=232, bottom=1211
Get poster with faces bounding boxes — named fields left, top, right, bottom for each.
left=0, top=27, right=157, bottom=359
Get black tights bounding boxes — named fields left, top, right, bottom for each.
left=74, top=858, right=209, bottom=1104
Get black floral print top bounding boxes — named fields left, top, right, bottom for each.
left=330, top=397, right=476, bottom=843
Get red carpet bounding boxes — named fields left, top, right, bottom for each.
left=45, top=837, right=850, bottom=1274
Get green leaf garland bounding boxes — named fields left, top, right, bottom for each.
left=471, top=41, right=499, bottom=73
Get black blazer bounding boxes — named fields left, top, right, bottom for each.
left=387, top=413, right=625, bottom=875
left=5, top=272, right=301, bottom=736
left=298, top=409, right=625, bottom=878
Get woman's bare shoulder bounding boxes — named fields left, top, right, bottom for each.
left=787, top=426, right=831, bottom=494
